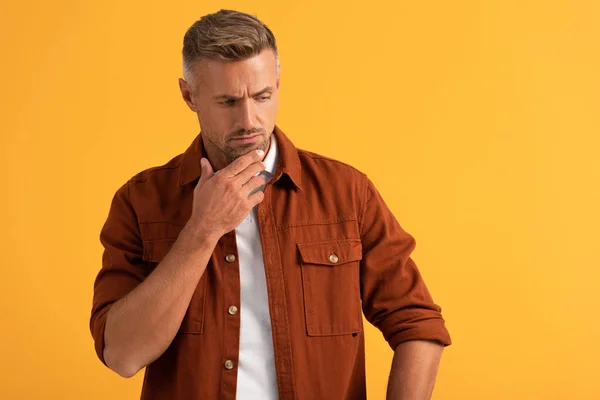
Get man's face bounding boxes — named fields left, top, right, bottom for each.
left=179, top=48, right=280, bottom=165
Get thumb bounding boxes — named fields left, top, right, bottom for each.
left=199, top=157, right=214, bottom=182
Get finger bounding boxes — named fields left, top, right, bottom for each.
left=247, top=189, right=265, bottom=207
left=199, top=158, right=214, bottom=182
left=243, top=175, right=267, bottom=194
left=234, top=160, right=267, bottom=185
left=222, top=149, right=265, bottom=177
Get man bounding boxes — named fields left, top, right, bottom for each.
left=90, top=9, right=451, bottom=400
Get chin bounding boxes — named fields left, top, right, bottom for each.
left=226, top=135, right=270, bottom=160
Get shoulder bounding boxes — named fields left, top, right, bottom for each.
left=297, top=148, right=366, bottom=180
left=295, top=148, right=370, bottom=212
left=128, top=153, right=184, bottom=184
left=115, top=153, right=186, bottom=213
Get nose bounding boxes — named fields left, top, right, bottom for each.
left=238, top=99, right=257, bottom=131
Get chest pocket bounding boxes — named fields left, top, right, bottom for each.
left=142, top=238, right=206, bottom=335
left=297, top=239, right=363, bottom=336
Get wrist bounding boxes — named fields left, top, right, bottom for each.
left=182, top=218, right=222, bottom=246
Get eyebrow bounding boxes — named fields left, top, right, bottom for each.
left=212, top=86, right=274, bottom=101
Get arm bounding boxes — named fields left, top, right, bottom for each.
left=357, top=175, right=451, bottom=393
left=386, top=340, right=444, bottom=400
left=102, top=223, right=218, bottom=378
left=91, top=151, right=267, bottom=378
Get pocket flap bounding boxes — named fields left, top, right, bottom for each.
left=297, top=239, right=363, bottom=266
left=142, top=239, right=176, bottom=263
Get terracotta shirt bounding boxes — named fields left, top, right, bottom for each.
left=90, top=125, right=452, bottom=400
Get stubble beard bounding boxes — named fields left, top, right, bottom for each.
left=223, top=134, right=269, bottom=163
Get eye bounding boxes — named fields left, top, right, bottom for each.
left=220, top=99, right=236, bottom=106
left=256, top=96, right=271, bottom=102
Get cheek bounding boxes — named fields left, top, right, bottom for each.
left=264, top=97, right=279, bottom=116
left=199, top=106, right=231, bottom=129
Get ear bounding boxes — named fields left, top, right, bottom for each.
left=179, top=78, right=198, bottom=112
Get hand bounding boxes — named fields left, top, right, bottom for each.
left=187, top=149, right=267, bottom=240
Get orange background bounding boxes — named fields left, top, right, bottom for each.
left=1, top=1, right=599, bottom=399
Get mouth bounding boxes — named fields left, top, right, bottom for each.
left=229, top=134, right=262, bottom=144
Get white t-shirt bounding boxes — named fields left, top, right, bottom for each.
left=234, top=134, right=280, bottom=399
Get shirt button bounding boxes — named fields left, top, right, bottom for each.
left=228, top=305, right=238, bottom=315
left=329, top=254, right=339, bottom=263
left=225, top=254, right=236, bottom=263
left=224, top=360, right=234, bottom=370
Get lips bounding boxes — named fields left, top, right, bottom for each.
left=230, top=134, right=262, bottom=144
left=231, top=134, right=261, bottom=141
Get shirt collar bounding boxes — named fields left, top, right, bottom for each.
left=178, top=125, right=302, bottom=190
left=261, top=133, right=278, bottom=177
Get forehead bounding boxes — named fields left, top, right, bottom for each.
left=192, top=48, right=278, bottom=93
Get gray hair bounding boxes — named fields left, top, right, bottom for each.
left=182, top=9, right=279, bottom=82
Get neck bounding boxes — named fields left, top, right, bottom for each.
left=202, top=139, right=229, bottom=172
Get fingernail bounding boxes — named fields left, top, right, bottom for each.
left=257, top=149, right=265, bottom=157
left=200, top=158, right=206, bottom=168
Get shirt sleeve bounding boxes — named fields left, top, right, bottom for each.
left=90, top=180, right=149, bottom=366
left=358, top=175, right=451, bottom=350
